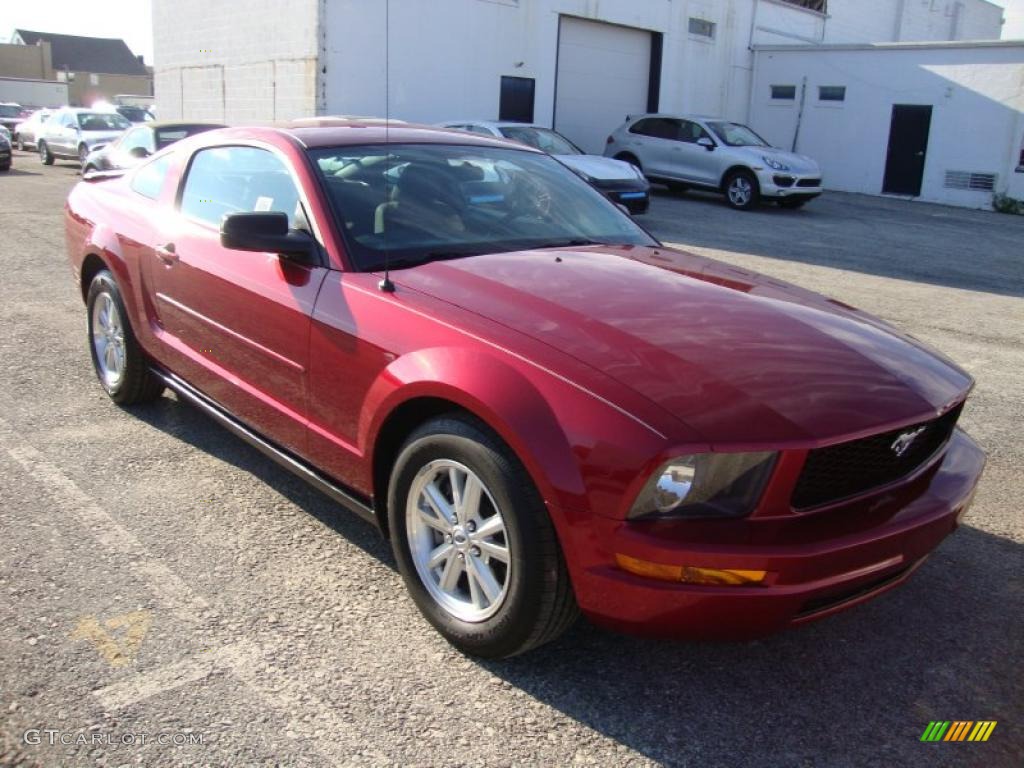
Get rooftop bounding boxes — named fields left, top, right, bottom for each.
left=13, top=29, right=148, bottom=76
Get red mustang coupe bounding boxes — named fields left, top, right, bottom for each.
left=65, top=121, right=985, bottom=658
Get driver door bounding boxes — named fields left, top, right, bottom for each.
left=148, top=144, right=328, bottom=455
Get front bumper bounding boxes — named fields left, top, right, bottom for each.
left=557, top=428, right=985, bottom=640
left=756, top=168, right=822, bottom=200
left=592, top=179, right=651, bottom=214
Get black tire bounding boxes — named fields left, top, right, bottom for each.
left=614, top=153, right=642, bottom=172
left=723, top=169, right=760, bottom=211
left=779, top=197, right=809, bottom=209
left=39, top=141, right=53, bottom=165
left=78, top=144, right=89, bottom=165
left=86, top=270, right=164, bottom=405
left=388, top=415, right=578, bottom=658
left=0, top=164, right=9, bottom=173
left=83, top=164, right=97, bottom=175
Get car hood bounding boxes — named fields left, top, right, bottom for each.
left=736, top=145, right=820, bottom=174
left=556, top=153, right=643, bottom=182
left=395, top=246, right=971, bottom=446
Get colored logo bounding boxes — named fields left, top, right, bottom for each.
left=920, top=721, right=997, bottom=742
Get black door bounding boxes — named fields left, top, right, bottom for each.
left=883, top=105, right=932, bottom=196
left=499, top=76, right=535, bottom=123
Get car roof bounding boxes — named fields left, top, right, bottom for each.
left=252, top=119, right=541, bottom=152
left=629, top=113, right=723, bottom=122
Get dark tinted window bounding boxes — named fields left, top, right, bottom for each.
left=499, top=76, right=535, bottom=123
left=678, top=120, right=711, bottom=144
left=819, top=85, right=846, bottom=102
left=688, top=18, right=715, bottom=38
left=180, top=146, right=301, bottom=228
left=629, top=118, right=679, bottom=140
left=130, top=155, right=171, bottom=200
left=771, top=85, right=797, bottom=100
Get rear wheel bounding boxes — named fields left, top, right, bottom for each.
left=86, top=270, right=164, bottom=405
left=724, top=170, right=759, bottom=211
left=39, top=141, right=53, bottom=165
left=388, top=415, right=577, bottom=658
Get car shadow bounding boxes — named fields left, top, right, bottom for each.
left=130, top=390, right=1022, bottom=766
left=644, top=186, right=1024, bottom=299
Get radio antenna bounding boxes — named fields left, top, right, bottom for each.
left=378, top=0, right=395, bottom=292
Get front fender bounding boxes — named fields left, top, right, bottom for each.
left=363, top=347, right=587, bottom=513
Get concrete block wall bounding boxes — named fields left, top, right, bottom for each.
left=153, top=0, right=320, bottom=121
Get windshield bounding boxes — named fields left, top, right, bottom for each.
left=310, top=143, right=656, bottom=272
left=118, top=106, right=153, bottom=122
left=498, top=126, right=582, bottom=155
left=707, top=121, right=769, bottom=148
left=77, top=112, right=130, bottom=131
left=0, top=105, right=21, bottom=118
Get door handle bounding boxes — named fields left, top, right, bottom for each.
left=155, top=243, right=178, bottom=265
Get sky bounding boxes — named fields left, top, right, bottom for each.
left=0, top=0, right=1022, bottom=64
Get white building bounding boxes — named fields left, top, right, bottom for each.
left=153, top=0, right=1015, bottom=206
left=751, top=40, right=1024, bottom=207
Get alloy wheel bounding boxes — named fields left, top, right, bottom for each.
left=728, top=177, right=753, bottom=207
left=406, top=459, right=511, bottom=622
left=90, top=291, right=126, bottom=389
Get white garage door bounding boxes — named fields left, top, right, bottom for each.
left=554, top=17, right=653, bottom=154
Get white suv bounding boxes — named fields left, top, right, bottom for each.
left=605, top=114, right=822, bottom=211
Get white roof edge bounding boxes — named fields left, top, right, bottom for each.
left=753, top=39, right=1024, bottom=53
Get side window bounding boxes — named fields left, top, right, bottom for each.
left=629, top=118, right=654, bottom=137
left=61, top=113, right=75, bottom=128
left=677, top=120, right=710, bottom=144
left=631, top=118, right=679, bottom=141
left=466, top=125, right=495, bottom=136
left=179, top=146, right=302, bottom=229
left=120, top=127, right=149, bottom=152
left=130, top=155, right=172, bottom=200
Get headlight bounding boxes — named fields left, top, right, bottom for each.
left=628, top=452, right=777, bottom=519
left=762, top=156, right=790, bottom=172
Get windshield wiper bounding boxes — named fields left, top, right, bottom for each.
left=534, top=238, right=609, bottom=249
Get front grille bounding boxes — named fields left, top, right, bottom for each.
left=792, top=405, right=962, bottom=510
left=773, top=174, right=795, bottom=187
left=797, top=178, right=821, bottom=188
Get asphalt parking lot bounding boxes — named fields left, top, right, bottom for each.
left=1, top=150, right=1021, bottom=767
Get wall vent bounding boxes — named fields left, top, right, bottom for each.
left=944, top=171, right=997, bottom=191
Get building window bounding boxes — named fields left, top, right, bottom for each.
left=771, top=85, right=797, bottom=101
left=778, top=0, right=827, bottom=12
left=818, top=85, right=846, bottom=102
left=688, top=18, right=716, bottom=39
left=499, top=76, right=535, bottom=123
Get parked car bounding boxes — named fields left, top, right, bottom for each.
left=606, top=113, right=823, bottom=210
left=12, top=108, right=52, bottom=151
left=0, top=129, right=10, bottom=171
left=83, top=122, right=226, bottom=174
left=0, top=102, right=23, bottom=136
left=441, top=120, right=651, bottom=213
left=65, top=122, right=984, bottom=658
left=39, top=107, right=130, bottom=166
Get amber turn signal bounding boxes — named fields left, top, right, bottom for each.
left=615, top=553, right=767, bottom=586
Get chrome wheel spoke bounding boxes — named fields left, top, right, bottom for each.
left=473, top=514, right=504, bottom=540
left=417, top=503, right=450, bottom=534
left=423, top=480, right=455, bottom=526
left=458, top=472, right=483, bottom=523
left=438, top=551, right=463, bottom=592
left=427, top=542, right=454, bottom=570
left=467, top=556, right=501, bottom=605
left=475, top=539, right=509, bottom=563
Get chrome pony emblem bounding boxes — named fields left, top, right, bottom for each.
left=891, top=426, right=927, bottom=457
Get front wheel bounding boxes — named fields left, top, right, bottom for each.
left=724, top=170, right=760, bottom=211
left=78, top=144, right=89, bottom=166
left=86, top=270, right=164, bottom=405
left=39, top=141, right=53, bottom=165
left=388, top=415, right=577, bottom=658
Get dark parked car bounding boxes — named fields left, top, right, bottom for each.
left=114, top=105, right=154, bottom=124
left=83, top=122, right=225, bottom=174
left=65, top=121, right=985, bottom=658
left=0, top=129, right=11, bottom=171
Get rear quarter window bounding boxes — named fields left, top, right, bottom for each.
left=130, top=155, right=172, bottom=200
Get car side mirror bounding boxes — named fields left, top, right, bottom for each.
left=220, top=212, right=316, bottom=264
left=697, top=137, right=715, bottom=151
left=128, top=146, right=151, bottom=159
